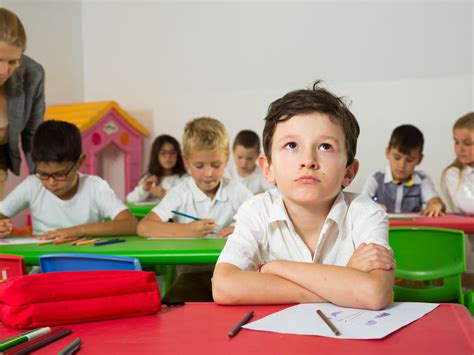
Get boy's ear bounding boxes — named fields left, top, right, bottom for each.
left=342, top=159, right=359, bottom=188
left=385, top=147, right=391, bottom=159
left=77, top=154, right=86, bottom=169
left=258, top=154, right=275, bottom=184
left=182, top=154, right=190, bottom=171
left=417, top=153, right=424, bottom=165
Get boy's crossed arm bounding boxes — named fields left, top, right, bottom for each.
left=213, top=243, right=394, bottom=310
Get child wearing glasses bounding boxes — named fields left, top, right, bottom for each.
left=0, top=120, right=138, bottom=239
left=126, top=135, right=187, bottom=204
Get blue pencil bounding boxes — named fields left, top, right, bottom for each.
left=171, top=210, right=200, bottom=221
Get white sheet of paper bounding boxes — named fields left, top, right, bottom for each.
left=243, top=302, right=438, bottom=339
left=0, top=237, right=40, bottom=245
left=388, top=213, right=421, bottom=218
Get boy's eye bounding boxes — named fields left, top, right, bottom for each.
left=211, top=163, right=221, bottom=168
left=284, top=142, right=297, bottom=150
left=194, top=164, right=204, bottom=169
left=319, top=143, right=333, bottom=152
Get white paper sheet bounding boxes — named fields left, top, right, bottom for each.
left=388, top=213, right=421, bottom=218
left=0, top=237, right=40, bottom=245
left=243, top=302, right=438, bottom=339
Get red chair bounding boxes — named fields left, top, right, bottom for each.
left=0, top=255, right=26, bottom=281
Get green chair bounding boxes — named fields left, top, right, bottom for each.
left=389, top=227, right=465, bottom=305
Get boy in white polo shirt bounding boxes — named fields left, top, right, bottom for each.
left=213, top=82, right=395, bottom=310
left=137, top=117, right=253, bottom=301
left=226, top=130, right=274, bottom=194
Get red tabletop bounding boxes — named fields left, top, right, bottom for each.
left=0, top=303, right=472, bottom=354
left=390, top=214, right=474, bottom=234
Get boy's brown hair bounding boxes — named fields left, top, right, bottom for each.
left=262, top=81, right=360, bottom=166
left=233, top=130, right=260, bottom=152
left=0, top=8, right=27, bottom=51
left=183, top=117, right=229, bottom=156
left=388, top=124, right=424, bottom=155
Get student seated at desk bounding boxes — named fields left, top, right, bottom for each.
left=0, top=120, right=137, bottom=239
left=213, top=81, right=395, bottom=310
left=138, top=117, right=252, bottom=301
left=226, top=130, right=274, bottom=194
left=361, top=124, right=445, bottom=216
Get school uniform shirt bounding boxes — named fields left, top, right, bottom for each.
left=152, top=176, right=253, bottom=234
left=126, top=173, right=186, bottom=204
left=217, top=189, right=390, bottom=270
left=361, top=167, right=439, bottom=213
left=443, top=166, right=474, bottom=214
left=0, top=174, right=127, bottom=236
left=225, top=163, right=274, bottom=194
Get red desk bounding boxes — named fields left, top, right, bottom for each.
left=0, top=303, right=472, bottom=354
left=390, top=214, right=474, bottom=234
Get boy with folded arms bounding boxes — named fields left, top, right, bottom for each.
left=213, top=82, right=395, bottom=310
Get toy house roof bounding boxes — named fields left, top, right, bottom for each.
left=45, top=101, right=150, bottom=137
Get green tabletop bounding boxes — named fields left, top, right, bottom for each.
left=0, top=236, right=227, bottom=266
left=126, top=203, right=155, bottom=219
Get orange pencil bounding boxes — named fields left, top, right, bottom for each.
left=72, top=238, right=88, bottom=245
left=38, top=240, right=54, bottom=246
left=54, top=237, right=78, bottom=245
left=75, top=238, right=100, bottom=246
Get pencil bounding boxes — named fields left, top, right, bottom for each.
left=94, top=238, right=125, bottom=246
left=171, top=210, right=200, bottom=221
left=54, top=237, right=78, bottom=245
left=4, top=328, right=72, bottom=355
left=75, top=238, right=100, bottom=246
left=228, top=310, right=254, bottom=337
left=58, top=337, right=81, bottom=355
left=0, top=327, right=51, bottom=351
left=316, top=309, right=341, bottom=336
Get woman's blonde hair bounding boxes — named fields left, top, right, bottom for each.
left=182, top=117, right=229, bottom=157
left=441, top=112, right=474, bottom=210
left=0, top=8, right=27, bottom=51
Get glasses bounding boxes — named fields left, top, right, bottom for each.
left=35, top=161, right=77, bottom=181
left=159, top=150, right=178, bottom=157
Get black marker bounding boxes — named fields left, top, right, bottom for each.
left=228, top=310, right=254, bottom=337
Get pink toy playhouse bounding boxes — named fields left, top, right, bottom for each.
left=45, top=101, right=150, bottom=195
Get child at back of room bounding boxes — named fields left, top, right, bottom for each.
left=227, top=130, right=274, bottom=194
left=0, top=120, right=138, bottom=239
left=361, top=124, right=445, bottom=216
left=127, top=134, right=186, bottom=204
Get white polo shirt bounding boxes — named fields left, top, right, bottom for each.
left=0, top=174, right=127, bottom=236
left=443, top=166, right=474, bottom=214
left=152, top=176, right=253, bottom=233
left=226, top=163, right=274, bottom=194
left=217, top=189, right=390, bottom=271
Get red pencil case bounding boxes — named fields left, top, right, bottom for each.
left=0, top=270, right=161, bottom=329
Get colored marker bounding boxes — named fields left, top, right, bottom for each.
left=5, top=328, right=72, bottom=355
left=171, top=210, right=200, bottom=221
left=0, top=327, right=51, bottom=352
left=94, top=238, right=126, bottom=246
left=317, top=309, right=341, bottom=336
left=228, top=310, right=254, bottom=337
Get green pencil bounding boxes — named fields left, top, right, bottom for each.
left=0, top=327, right=51, bottom=352
left=59, top=337, right=82, bottom=355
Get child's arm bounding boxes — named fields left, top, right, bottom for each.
left=40, top=210, right=138, bottom=239
left=260, top=258, right=394, bottom=310
left=0, top=213, right=12, bottom=237
left=137, top=211, right=216, bottom=237
left=421, top=197, right=445, bottom=217
left=126, top=175, right=157, bottom=203
left=212, top=263, right=327, bottom=305
left=216, top=226, right=234, bottom=239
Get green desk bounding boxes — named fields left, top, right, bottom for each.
left=126, top=202, right=155, bottom=219
left=0, top=236, right=226, bottom=295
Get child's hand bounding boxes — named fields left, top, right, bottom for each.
left=188, top=219, right=216, bottom=237
left=216, top=226, right=234, bottom=239
left=0, top=219, right=13, bottom=237
left=421, top=198, right=445, bottom=217
left=347, top=243, right=396, bottom=272
left=143, top=175, right=158, bottom=192
left=150, top=185, right=166, bottom=199
left=379, top=204, right=388, bottom=212
left=40, top=227, right=82, bottom=240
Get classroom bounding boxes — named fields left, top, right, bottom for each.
left=0, top=1, right=472, bottom=354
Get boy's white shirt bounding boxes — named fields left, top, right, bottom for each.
left=217, top=189, right=390, bottom=270
left=443, top=165, right=474, bottom=214
left=0, top=174, right=127, bottom=236
left=225, top=161, right=274, bottom=194
left=126, top=173, right=186, bottom=204
left=361, top=167, right=439, bottom=212
left=152, top=175, right=253, bottom=234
